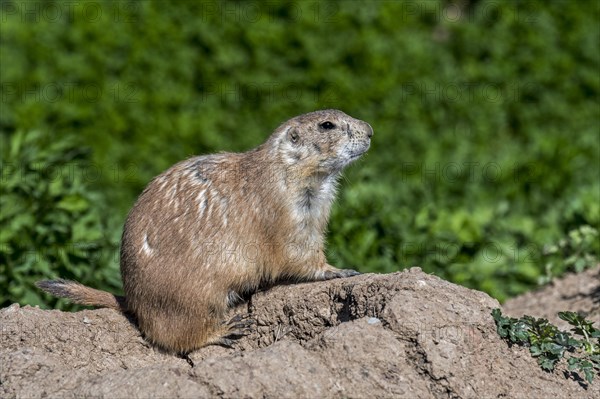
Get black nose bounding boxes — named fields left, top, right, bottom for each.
left=365, top=123, right=373, bottom=138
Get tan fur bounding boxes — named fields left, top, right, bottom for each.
left=36, top=279, right=124, bottom=309
left=37, top=109, right=373, bottom=354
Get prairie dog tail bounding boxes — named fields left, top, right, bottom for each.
left=36, top=279, right=125, bottom=310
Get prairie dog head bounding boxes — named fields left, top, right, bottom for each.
left=271, top=109, right=373, bottom=175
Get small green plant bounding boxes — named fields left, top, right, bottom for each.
left=0, top=131, right=121, bottom=309
left=492, top=308, right=600, bottom=384
left=539, top=225, right=599, bottom=285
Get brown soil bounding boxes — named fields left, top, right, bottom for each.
left=1, top=267, right=598, bottom=398
left=503, top=266, right=600, bottom=330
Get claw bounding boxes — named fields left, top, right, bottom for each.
left=178, top=352, right=195, bottom=367
left=224, top=327, right=253, bottom=339
left=229, top=320, right=254, bottom=330
left=226, top=313, right=253, bottom=326
left=222, top=313, right=255, bottom=339
left=227, top=314, right=245, bottom=324
left=322, top=268, right=361, bottom=280
left=215, top=337, right=235, bottom=348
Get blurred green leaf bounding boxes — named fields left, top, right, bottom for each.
left=1, top=0, right=599, bottom=307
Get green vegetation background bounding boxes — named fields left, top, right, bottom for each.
left=1, top=0, right=599, bottom=309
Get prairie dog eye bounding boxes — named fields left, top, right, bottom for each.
left=288, top=129, right=300, bottom=143
left=319, top=121, right=336, bottom=130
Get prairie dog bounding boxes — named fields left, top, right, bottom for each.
left=37, top=109, right=373, bottom=354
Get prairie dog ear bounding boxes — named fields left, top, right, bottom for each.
left=287, top=127, right=300, bottom=144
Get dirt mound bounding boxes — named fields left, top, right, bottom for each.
left=1, top=267, right=598, bottom=398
